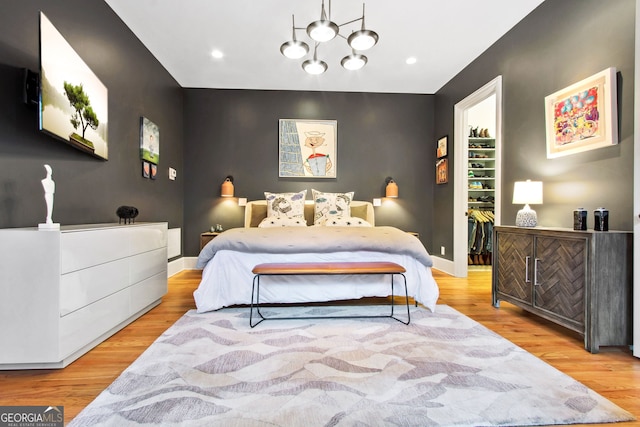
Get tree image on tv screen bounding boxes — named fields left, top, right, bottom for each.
left=63, top=81, right=98, bottom=151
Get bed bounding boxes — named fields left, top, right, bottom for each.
left=194, top=196, right=439, bottom=313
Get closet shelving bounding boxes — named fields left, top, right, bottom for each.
left=468, top=137, right=495, bottom=207
left=467, top=136, right=495, bottom=266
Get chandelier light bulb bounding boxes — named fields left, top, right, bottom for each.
left=280, top=40, right=309, bottom=59
left=348, top=29, right=378, bottom=51
left=303, top=59, right=328, bottom=75
left=341, top=53, right=367, bottom=70
left=307, top=20, right=338, bottom=42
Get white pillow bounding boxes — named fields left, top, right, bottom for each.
left=258, top=216, right=307, bottom=228
left=321, top=216, right=372, bottom=227
left=312, top=189, right=354, bottom=225
left=264, top=190, right=307, bottom=218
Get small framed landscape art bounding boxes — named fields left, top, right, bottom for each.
left=545, top=67, right=618, bottom=158
left=278, top=119, right=337, bottom=178
left=436, top=158, right=448, bottom=184
left=437, top=135, right=447, bottom=158
left=39, top=12, right=109, bottom=160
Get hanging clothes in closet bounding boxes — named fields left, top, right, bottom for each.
left=468, top=209, right=494, bottom=265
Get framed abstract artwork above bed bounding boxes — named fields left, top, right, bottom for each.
left=279, top=119, right=337, bottom=178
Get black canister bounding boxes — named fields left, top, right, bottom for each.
left=573, top=208, right=587, bottom=231
left=594, top=208, right=609, bottom=231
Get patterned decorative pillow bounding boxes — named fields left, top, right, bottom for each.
left=312, top=189, right=354, bottom=225
left=264, top=190, right=307, bottom=218
left=258, top=216, right=307, bottom=228
left=321, top=216, right=372, bottom=227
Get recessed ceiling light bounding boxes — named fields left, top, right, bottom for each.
left=406, top=57, right=417, bottom=65
left=211, top=49, right=224, bottom=59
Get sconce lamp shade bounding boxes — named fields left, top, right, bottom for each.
left=512, top=179, right=543, bottom=227
left=385, top=178, right=398, bottom=198
left=221, top=176, right=234, bottom=197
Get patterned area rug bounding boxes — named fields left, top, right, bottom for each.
left=70, top=305, right=634, bottom=426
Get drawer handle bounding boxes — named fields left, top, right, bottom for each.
left=533, top=258, right=540, bottom=286
left=525, top=256, right=530, bottom=283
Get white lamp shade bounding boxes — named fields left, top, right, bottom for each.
left=512, top=180, right=543, bottom=205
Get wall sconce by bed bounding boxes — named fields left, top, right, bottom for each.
left=385, top=177, right=398, bottom=198
left=221, top=176, right=234, bottom=197
left=512, top=179, right=543, bottom=227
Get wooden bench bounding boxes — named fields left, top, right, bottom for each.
left=250, top=261, right=410, bottom=327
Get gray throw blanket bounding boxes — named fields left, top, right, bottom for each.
left=196, top=226, right=433, bottom=269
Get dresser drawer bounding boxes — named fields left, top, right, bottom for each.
left=61, top=228, right=130, bottom=273
left=130, top=247, right=167, bottom=284
left=59, top=257, right=129, bottom=316
left=59, top=288, right=130, bottom=358
left=130, top=272, right=167, bottom=314
left=129, top=224, right=168, bottom=255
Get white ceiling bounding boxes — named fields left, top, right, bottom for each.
left=105, top=0, right=545, bottom=94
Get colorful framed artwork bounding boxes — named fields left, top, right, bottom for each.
left=437, top=135, right=447, bottom=158
left=278, top=119, right=337, bottom=178
left=142, top=161, right=150, bottom=178
left=150, top=164, right=157, bottom=180
left=545, top=67, right=618, bottom=158
left=436, top=158, right=448, bottom=184
left=140, top=117, right=160, bottom=165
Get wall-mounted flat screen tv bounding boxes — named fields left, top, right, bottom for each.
left=39, top=12, right=108, bottom=160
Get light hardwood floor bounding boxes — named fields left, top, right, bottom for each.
left=1, top=268, right=638, bottom=426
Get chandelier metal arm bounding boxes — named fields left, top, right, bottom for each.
left=336, top=16, right=363, bottom=28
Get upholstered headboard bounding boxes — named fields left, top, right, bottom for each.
left=244, top=200, right=375, bottom=227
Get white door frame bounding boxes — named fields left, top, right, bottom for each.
left=633, top=0, right=639, bottom=358
left=453, top=76, right=503, bottom=277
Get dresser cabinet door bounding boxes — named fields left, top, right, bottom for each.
left=533, top=235, right=587, bottom=330
left=495, top=231, right=534, bottom=304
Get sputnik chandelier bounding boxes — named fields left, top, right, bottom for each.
left=280, top=0, right=379, bottom=75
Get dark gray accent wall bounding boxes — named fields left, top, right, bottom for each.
left=0, top=1, right=184, bottom=235
left=433, top=0, right=635, bottom=261
left=183, top=89, right=435, bottom=256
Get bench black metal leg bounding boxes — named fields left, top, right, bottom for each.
left=250, top=274, right=266, bottom=328
left=389, top=273, right=410, bottom=325
left=250, top=272, right=411, bottom=326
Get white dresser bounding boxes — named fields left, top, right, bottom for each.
left=0, top=222, right=168, bottom=369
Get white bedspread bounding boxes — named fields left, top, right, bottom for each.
left=194, top=249, right=439, bottom=313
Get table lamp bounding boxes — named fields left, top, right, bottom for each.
left=512, top=179, right=543, bottom=227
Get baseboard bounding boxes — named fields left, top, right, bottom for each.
left=430, top=256, right=455, bottom=276
left=183, top=257, right=198, bottom=269
left=168, top=257, right=199, bottom=277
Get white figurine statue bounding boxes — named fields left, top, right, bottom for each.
left=39, top=164, right=59, bottom=230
